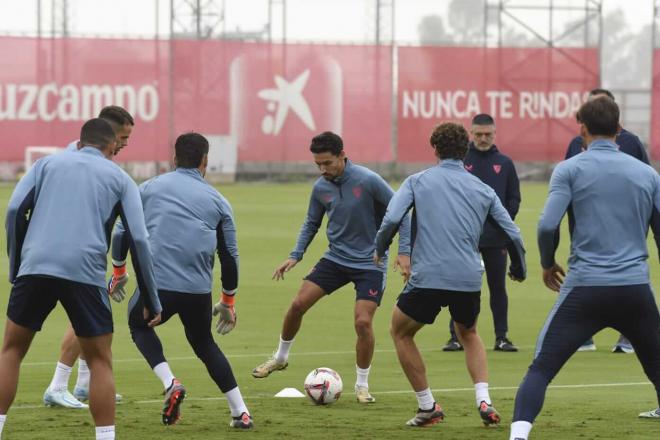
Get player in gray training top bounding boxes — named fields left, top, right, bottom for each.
left=509, top=96, right=660, bottom=440
left=45, top=105, right=135, bottom=410
left=112, top=132, right=252, bottom=428
left=253, top=131, right=411, bottom=405
left=0, top=118, right=161, bottom=440
left=375, top=122, right=525, bottom=428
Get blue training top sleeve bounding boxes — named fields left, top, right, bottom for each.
left=216, top=198, right=239, bottom=294
left=111, top=181, right=149, bottom=266
left=5, top=164, right=38, bottom=283
left=651, top=173, right=660, bottom=262
left=538, top=164, right=572, bottom=269
left=370, top=173, right=411, bottom=255
left=289, top=186, right=326, bottom=261
left=486, top=192, right=526, bottom=280
left=375, top=176, right=414, bottom=258
left=110, top=220, right=128, bottom=265
left=118, top=177, right=162, bottom=315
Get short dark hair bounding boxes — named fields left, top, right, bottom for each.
left=80, top=118, right=116, bottom=148
left=471, top=113, right=495, bottom=126
left=175, top=132, right=209, bottom=168
left=588, top=88, right=615, bottom=101
left=576, top=97, right=619, bottom=137
left=99, top=106, right=135, bottom=126
left=429, top=122, right=469, bottom=160
left=310, top=131, right=343, bottom=156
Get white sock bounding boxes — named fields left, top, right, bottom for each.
left=153, top=362, right=176, bottom=389
left=414, top=387, right=435, bottom=411
left=95, top=425, right=115, bottom=440
left=355, top=365, right=370, bottom=388
left=509, top=421, right=533, bottom=440
left=275, top=336, right=293, bottom=364
left=225, top=386, right=249, bottom=417
left=475, top=382, right=491, bottom=406
left=75, top=359, right=91, bottom=390
left=48, top=362, right=73, bottom=390
left=0, top=414, right=6, bottom=437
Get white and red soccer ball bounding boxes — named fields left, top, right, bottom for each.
left=303, top=367, right=343, bottom=405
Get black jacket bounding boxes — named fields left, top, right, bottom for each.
left=463, top=143, right=521, bottom=248
left=564, top=128, right=649, bottom=164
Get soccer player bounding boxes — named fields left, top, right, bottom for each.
left=112, top=133, right=252, bottom=428
left=375, top=122, right=526, bottom=427
left=43, top=106, right=135, bottom=409
left=442, top=113, right=521, bottom=353
left=565, top=89, right=649, bottom=354
left=0, top=118, right=161, bottom=440
left=252, top=131, right=411, bottom=404
left=509, top=97, right=660, bottom=440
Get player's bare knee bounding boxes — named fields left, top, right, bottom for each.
left=289, top=298, right=311, bottom=317
left=354, top=316, right=373, bottom=337
left=389, top=323, right=408, bottom=341
left=455, top=323, right=478, bottom=341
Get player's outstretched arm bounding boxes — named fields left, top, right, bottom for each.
left=289, top=189, right=326, bottom=264
left=486, top=194, right=526, bottom=281
left=213, top=198, right=240, bottom=334
left=538, top=164, right=572, bottom=289
left=374, top=177, right=415, bottom=264
left=370, top=173, right=412, bottom=257
left=118, top=178, right=162, bottom=319
left=216, top=198, right=239, bottom=294
left=273, top=258, right=299, bottom=280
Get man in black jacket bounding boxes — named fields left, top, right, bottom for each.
left=442, top=113, right=522, bottom=352
left=565, top=88, right=649, bottom=355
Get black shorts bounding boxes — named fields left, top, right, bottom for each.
left=397, top=288, right=481, bottom=326
left=7, top=275, right=113, bottom=337
left=128, top=289, right=212, bottom=332
left=304, top=258, right=386, bottom=305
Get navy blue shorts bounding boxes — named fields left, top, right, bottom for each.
left=304, top=258, right=386, bottom=305
left=397, top=288, right=481, bottom=326
left=7, top=275, right=113, bottom=337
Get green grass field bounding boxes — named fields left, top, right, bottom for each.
left=0, top=181, right=658, bottom=440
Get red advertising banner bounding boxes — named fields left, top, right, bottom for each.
left=170, top=40, right=392, bottom=163
left=397, top=47, right=600, bottom=162
left=0, top=37, right=170, bottom=163
left=651, top=49, right=660, bottom=161
left=0, top=37, right=392, bottom=165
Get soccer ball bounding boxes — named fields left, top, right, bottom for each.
left=303, top=367, right=343, bottom=405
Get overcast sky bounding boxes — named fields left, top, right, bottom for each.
left=0, top=0, right=654, bottom=43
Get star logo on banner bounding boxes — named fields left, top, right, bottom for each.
left=258, top=70, right=316, bottom=135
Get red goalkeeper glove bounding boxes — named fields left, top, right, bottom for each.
left=108, top=265, right=129, bottom=303
left=212, top=291, right=236, bottom=335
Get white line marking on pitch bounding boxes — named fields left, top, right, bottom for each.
left=131, top=382, right=650, bottom=405
left=9, top=381, right=650, bottom=409
left=22, top=346, right=545, bottom=367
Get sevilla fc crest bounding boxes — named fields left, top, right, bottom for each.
left=465, top=164, right=473, bottom=172
left=352, top=186, right=362, bottom=199
left=493, top=164, right=502, bottom=174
